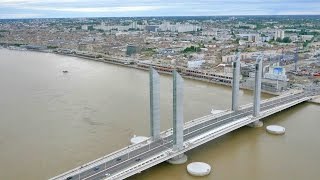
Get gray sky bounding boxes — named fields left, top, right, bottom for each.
left=0, top=0, right=319, bottom=19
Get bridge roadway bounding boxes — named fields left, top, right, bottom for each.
left=52, top=91, right=313, bottom=180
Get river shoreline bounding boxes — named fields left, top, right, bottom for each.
left=1, top=46, right=282, bottom=95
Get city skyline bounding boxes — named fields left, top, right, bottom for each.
left=0, top=0, right=320, bottom=19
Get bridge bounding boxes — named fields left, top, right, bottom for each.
left=50, top=54, right=319, bottom=180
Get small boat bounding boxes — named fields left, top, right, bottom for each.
left=62, top=70, right=69, bottom=73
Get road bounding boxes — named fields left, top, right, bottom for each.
left=61, top=92, right=312, bottom=180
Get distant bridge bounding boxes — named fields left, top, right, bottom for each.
left=50, top=54, right=319, bottom=180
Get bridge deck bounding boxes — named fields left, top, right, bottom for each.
left=50, top=90, right=315, bottom=180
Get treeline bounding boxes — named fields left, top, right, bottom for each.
left=182, top=44, right=205, bottom=53
left=276, top=37, right=292, bottom=43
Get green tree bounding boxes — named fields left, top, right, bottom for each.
left=282, top=37, right=292, bottom=43
left=47, top=46, right=58, bottom=49
left=183, top=45, right=201, bottom=53
left=97, top=29, right=104, bottom=33
left=303, top=41, right=310, bottom=48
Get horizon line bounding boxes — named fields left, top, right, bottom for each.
left=1, top=14, right=320, bottom=20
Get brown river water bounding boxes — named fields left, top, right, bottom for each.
left=0, top=49, right=319, bottom=180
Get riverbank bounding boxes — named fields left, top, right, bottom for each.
left=58, top=52, right=284, bottom=96
left=2, top=46, right=282, bottom=95
left=308, top=95, right=320, bottom=105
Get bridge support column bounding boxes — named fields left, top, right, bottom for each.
left=150, top=67, right=161, bottom=140
left=167, top=154, right=188, bottom=165
left=168, top=70, right=188, bottom=165
left=250, top=55, right=264, bottom=128
left=232, top=52, right=241, bottom=111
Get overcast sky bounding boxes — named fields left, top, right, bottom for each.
left=0, top=0, right=319, bottom=19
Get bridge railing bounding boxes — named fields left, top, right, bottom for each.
left=107, top=115, right=254, bottom=180
left=51, top=113, right=228, bottom=180
left=106, top=93, right=311, bottom=180
left=106, top=149, right=173, bottom=180
left=49, top=138, right=152, bottom=180
left=239, top=89, right=303, bottom=110
left=52, top=90, right=308, bottom=180
left=184, top=110, right=230, bottom=129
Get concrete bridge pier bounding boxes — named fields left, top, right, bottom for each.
left=150, top=67, right=161, bottom=140
left=167, top=154, right=188, bottom=165
left=168, top=70, right=188, bottom=165
left=250, top=55, right=264, bottom=128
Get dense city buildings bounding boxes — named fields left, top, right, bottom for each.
left=1, top=16, right=320, bottom=93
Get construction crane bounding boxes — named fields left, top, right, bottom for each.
left=294, top=46, right=299, bottom=72
left=280, top=47, right=284, bottom=66
left=276, top=47, right=284, bottom=66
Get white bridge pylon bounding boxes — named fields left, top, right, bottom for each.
left=149, top=67, right=160, bottom=140
left=149, top=68, right=185, bottom=152
left=232, top=52, right=241, bottom=111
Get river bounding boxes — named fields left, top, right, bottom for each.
left=0, top=49, right=319, bottom=180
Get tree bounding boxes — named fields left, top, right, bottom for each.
left=47, top=46, right=58, bottom=49
left=282, top=37, right=292, bottom=43
left=303, top=41, right=310, bottom=48
left=235, top=38, right=240, bottom=44
left=182, top=45, right=201, bottom=53
left=97, top=29, right=104, bottom=33
left=276, top=38, right=282, bottom=42
left=231, top=29, right=235, bottom=37
left=88, top=26, right=94, bottom=31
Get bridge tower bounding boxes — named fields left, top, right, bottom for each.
left=232, top=52, right=241, bottom=111
left=149, top=67, right=161, bottom=140
left=173, top=70, right=184, bottom=150
left=168, top=70, right=188, bottom=164
left=252, top=55, right=264, bottom=127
